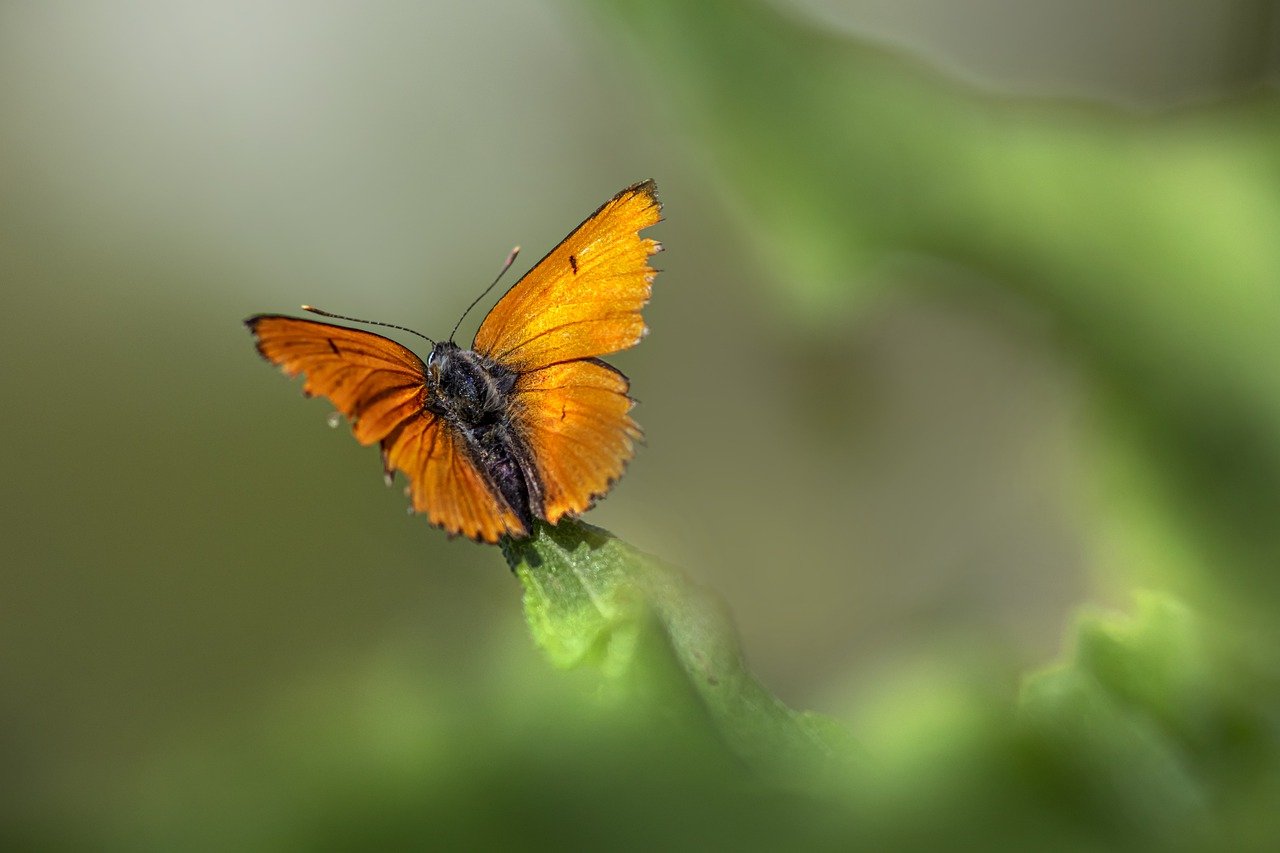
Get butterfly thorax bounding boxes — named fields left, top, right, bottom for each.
left=424, top=342, right=515, bottom=426
left=424, top=342, right=543, bottom=530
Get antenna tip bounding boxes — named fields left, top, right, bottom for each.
left=301, top=304, right=315, bottom=311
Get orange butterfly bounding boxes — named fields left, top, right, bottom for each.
left=246, top=180, right=662, bottom=543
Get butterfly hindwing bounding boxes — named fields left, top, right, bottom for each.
left=514, top=358, right=642, bottom=522
left=380, top=412, right=526, bottom=542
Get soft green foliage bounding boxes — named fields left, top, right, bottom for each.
left=505, top=520, right=847, bottom=777
left=1016, top=592, right=1280, bottom=848
left=495, top=520, right=1280, bottom=847
left=585, top=0, right=1280, bottom=617
left=66, top=565, right=1280, bottom=850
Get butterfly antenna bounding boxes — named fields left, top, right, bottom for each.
left=301, top=306, right=436, bottom=345
left=449, top=246, right=520, bottom=343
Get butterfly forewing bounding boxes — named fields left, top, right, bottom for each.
left=472, top=180, right=662, bottom=369
left=247, top=315, right=526, bottom=542
left=247, top=316, right=427, bottom=446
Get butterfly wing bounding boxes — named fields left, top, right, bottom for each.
left=246, top=315, right=524, bottom=542
left=380, top=409, right=525, bottom=542
left=472, top=180, right=662, bottom=368
left=473, top=180, right=661, bottom=523
left=247, top=315, right=428, bottom=445
left=512, top=359, right=643, bottom=524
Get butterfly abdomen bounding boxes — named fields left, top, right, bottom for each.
left=475, top=432, right=542, bottom=533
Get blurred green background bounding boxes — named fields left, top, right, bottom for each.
left=5, top=0, right=1280, bottom=848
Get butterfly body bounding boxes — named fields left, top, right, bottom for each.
left=422, top=341, right=544, bottom=531
left=248, top=180, right=662, bottom=543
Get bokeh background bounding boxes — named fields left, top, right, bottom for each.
left=5, top=0, right=1280, bottom=848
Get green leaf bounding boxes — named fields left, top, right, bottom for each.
left=503, top=519, right=851, bottom=776
left=1018, top=592, right=1280, bottom=843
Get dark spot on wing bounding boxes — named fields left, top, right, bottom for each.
left=568, top=254, right=578, bottom=274
left=327, top=338, right=341, bottom=356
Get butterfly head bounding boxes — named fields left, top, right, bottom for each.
left=424, top=341, right=453, bottom=385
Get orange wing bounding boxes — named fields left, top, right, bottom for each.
left=246, top=315, right=524, bottom=542
left=380, top=410, right=525, bottom=542
left=472, top=180, right=661, bottom=522
left=513, top=359, right=643, bottom=524
left=247, top=315, right=427, bottom=446
left=472, top=179, right=662, bottom=369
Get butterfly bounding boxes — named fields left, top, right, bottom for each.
left=246, top=180, right=662, bottom=543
